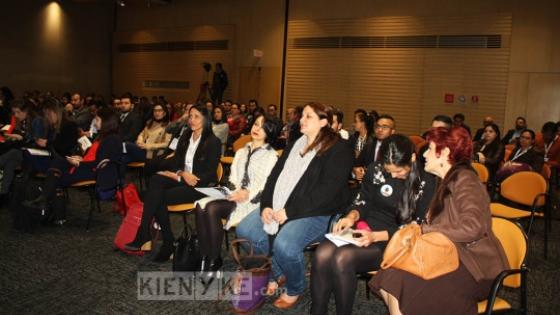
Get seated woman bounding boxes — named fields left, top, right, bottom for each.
left=211, top=105, right=229, bottom=154
left=370, top=127, right=509, bottom=315
left=226, top=103, right=247, bottom=146
left=124, top=104, right=221, bottom=262
left=23, top=107, right=122, bottom=224
left=22, top=99, right=79, bottom=177
left=236, top=102, right=354, bottom=309
left=472, top=123, right=504, bottom=186
left=349, top=109, right=375, bottom=181
left=496, top=128, right=544, bottom=181
left=0, top=100, right=36, bottom=198
left=310, top=134, right=436, bottom=315
left=124, top=103, right=172, bottom=163
left=195, top=115, right=278, bottom=274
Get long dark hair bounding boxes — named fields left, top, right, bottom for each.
left=254, top=114, right=279, bottom=147
left=425, top=127, right=475, bottom=223
left=96, top=107, right=119, bottom=141
left=147, top=103, right=170, bottom=128
left=481, top=123, right=501, bottom=154
left=301, top=102, right=339, bottom=156
left=354, top=109, right=374, bottom=139
left=186, top=104, right=214, bottom=142
left=379, top=134, right=421, bottom=224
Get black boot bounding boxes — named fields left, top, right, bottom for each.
left=151, top=241, right=175, bottom=262
left=124, top=229, right=151, bottom=251
left=200, top=256, right=223, bottom=283
left=22, top=194, right=48, bottom=209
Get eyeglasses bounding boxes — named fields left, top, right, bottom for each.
left=519, top=136, right=532, bottom=140
left=375, top=124, right=393, bottom=130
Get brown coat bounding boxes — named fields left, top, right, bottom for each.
left=422, top=168, right=509, bottom=282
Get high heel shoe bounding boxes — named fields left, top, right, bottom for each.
left=200, top=257, right=223, bottom=284
left=151, top=242, right=175, bottom=262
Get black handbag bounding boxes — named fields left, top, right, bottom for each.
left=172, top=225, right=202, bottom=272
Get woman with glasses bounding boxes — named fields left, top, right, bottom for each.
left=497, top=129, right=544, bottom=181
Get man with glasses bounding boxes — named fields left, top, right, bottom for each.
left=354, top=115, right=395, bottom=180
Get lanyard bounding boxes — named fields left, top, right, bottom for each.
left=510, top=146, right=531, bottom=161
left=545, top=135, right=558, bottom=156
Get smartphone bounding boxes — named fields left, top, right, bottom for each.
left=352, top=232, right=363, bottom=238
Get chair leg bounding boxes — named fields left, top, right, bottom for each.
left=224, top=229, right=229, bottom=251
left=86, top=187, right=95, bottom=230
left=138, top=168, right=144, bottom=191
left=182, top=212, right=187, bottom=229
left=96, top=198, right=101, bottom=213
left=365, top=276, right=370, bottom=300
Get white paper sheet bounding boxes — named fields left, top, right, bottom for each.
left=195, top=186, right=232, bottom=199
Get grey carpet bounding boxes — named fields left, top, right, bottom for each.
left=1, top=179, right=559, bottom=315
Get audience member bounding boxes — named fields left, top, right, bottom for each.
left=497, top=129, right=544, bottom=181
left=371, top=127, right=509, bottom=315
left=124, top=104, right=221, bottom=262
left=472, top=123, right=504, bottom=186
left=502, top=116, right=527, bottom=145
left=331, top=108, right=349, bottom=140
left=226, top=103, right=247, bottom=145
left=118, top=93, right=143, bottom=143
left=23, top=107, right=122, bottom=225
left=311, top=134, right=436, bottom=315
left=236, top=102, right=354, bottom=309
left=69, top=93, right=93, bottom=131
left=541, top=121, right=560, bottom=168
left=354, top=114, right=396, bottom=181
left=473, top=116, right=494, bottom=142
left=125, top=103, right=172, bottom=163
left=349, top=109, right=374, bottom=180
left=452, top=113, right=471, bottom=135
left=195, top=114, right=278, bottom=276
left=211, top=105, right=229, bottom=154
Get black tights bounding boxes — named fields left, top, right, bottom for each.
left=137, top=174, right=204, bottom=245
left=195, top=199, right=236, bottom=259
left=311, top=240, right=384, bottom=315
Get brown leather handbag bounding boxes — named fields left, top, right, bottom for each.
left=380, top=222, right=459, bottom=280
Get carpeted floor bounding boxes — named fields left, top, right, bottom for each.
left=1, top=177, right=559, bottom=315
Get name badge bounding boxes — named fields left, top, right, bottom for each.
left=380, top=184, right=393, bottom=197
left=168, top=138, right=179, bottom=151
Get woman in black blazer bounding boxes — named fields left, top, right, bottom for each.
left=236, top=102, right=354, bottom=309
left=125, top=104, right=221, bottom=262
left=472, top=123, right=504, bottom=185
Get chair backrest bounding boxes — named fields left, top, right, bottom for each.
left=471, top=162, right=489, bottom=184
left=276, top=149, right=283, bottom=157
left=500, top=171, right=547, bottom=207
left=504, top=148, right=512, bottom=162
left=217, top=162, right=224, bottom=183
left=233, top=135, right=252, bottom=152
left=491, top=217, right=527, bottom=288
left=505, top=144, right=516, bottom=151
left=96, top=159, right=122, bottom=191
left=409, top=135, right=426, bottom=153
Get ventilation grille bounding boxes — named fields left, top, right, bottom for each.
left=291, top=35, right=501, bottom=49
left=143, top=80, right=189, bottom=90
left=119, top=40, right=228, bottom=53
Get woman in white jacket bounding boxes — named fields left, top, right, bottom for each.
left=195, top=114, right=279, bottom=273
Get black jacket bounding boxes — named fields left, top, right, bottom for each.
left=473, top=140, right=505, bottom=180
left=355, top=136, right=380, bottom=167
left=165, top=129, right=222, bottom=186
left=118, top=111, right=144, bottom=143
left=502, top=129, right=521, bottom=145
left=507, top=146, right=544, bottom=173
left=260, top=138, right=354, bottom=221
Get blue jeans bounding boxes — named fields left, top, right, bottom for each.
left=236, top=209, right=330, bottom=296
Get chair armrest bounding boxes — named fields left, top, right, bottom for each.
left=483, top=266, right=528, bottom=315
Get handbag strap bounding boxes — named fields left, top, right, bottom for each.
left=230, top=238, right=254, bottom=266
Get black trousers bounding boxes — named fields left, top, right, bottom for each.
left=195, top=199, right=236, bottom=259
left=310, top=240, right=384, bottom=315
left=137, top=174, right=205, bottom=244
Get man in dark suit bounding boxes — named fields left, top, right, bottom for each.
left=353, top=114, right=395, bottom=180
left=118, top=93, right=143, bottom=143
left=502, top=116, right=527, bottom=145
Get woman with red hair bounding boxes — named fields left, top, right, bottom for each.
left=370, top=127, right=509, bottom=315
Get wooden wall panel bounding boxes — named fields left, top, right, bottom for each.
left=113, top=26, right=235, bottom=103
left=285, top=14, right=512, bottom=135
